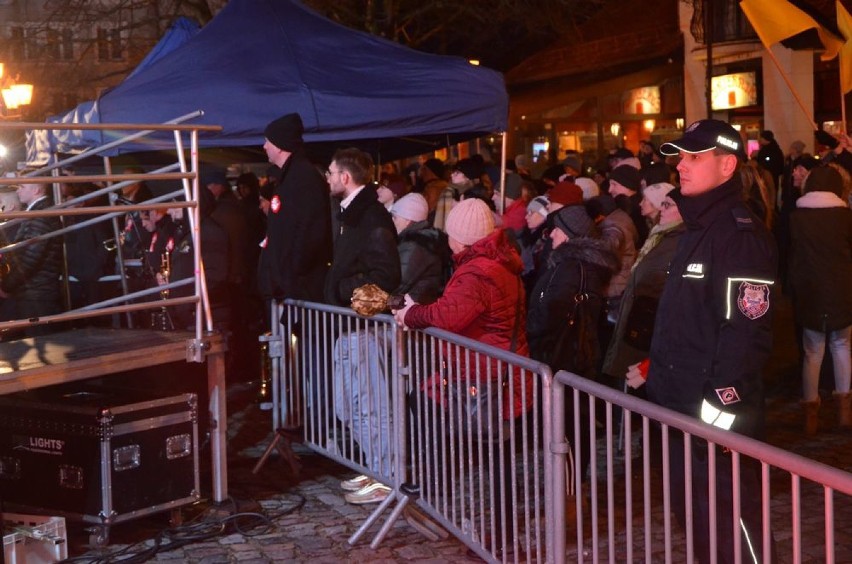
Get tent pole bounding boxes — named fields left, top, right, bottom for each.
left=499, top=132, right=507, bottom=215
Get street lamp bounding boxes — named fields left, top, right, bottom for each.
left=0, top=62, right=34, bottom=119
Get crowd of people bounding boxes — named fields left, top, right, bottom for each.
left=0, top=112, right=849, bottom=560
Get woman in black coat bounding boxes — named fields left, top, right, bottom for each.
left=527, top=204, right=618, bottom=377
left=788, top=165, right=852, bottom=432
left=526, top=203, right=618, bottom=488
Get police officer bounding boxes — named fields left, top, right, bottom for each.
left=641, top=119, right=777, bottom=563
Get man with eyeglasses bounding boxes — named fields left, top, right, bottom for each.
left=324, top=147, right=400, bottom=505
left=258, top=112, right=332, bottom=308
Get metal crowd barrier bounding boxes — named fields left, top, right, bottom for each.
left=268, top=299, right=555, bottom=563
left=265, top=300, right=852, bottom=563
left=553, top=370, right=852, bottom=564
left=400, top=325, right=553, bottom=562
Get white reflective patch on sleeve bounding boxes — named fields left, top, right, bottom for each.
left=725, top=277, right=774, bottom=320
left=700, top=399, right=736, bottom=430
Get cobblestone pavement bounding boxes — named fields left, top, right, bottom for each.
left=65, top=296, right=851, bottom=563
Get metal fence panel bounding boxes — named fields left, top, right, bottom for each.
left=553, top=370, right=852, bottom=564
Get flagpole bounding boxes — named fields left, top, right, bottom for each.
left=763, top=45, right=819, bottom=130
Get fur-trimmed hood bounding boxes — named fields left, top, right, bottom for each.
left=797, top=191, right=848, bottom=209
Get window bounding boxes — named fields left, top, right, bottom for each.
left=97, top=26, right=124, bottom=61
left=46, top=29, right=61, bottom=60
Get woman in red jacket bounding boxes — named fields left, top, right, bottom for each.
left=393, top=197, right=529, bottom=554
left=393, top=197, right=531, bottom=417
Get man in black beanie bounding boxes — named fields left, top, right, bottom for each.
left=258, top=112, right=332, bottom=307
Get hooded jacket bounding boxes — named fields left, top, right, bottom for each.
left=404, top=228, right=531, bottom=418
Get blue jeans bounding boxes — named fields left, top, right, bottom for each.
left=333, top=328, right=392, bottom=478
left=802, top=326, right=851, bottom=401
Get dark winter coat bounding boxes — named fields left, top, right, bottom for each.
left=527, top=236, right=618, bottom=377
left=395, top=220, right=449, bottom=304
left=171, top=215, right=230, bottom=329
left=324, top=185, right=400, bottom=306
left=788, top=191, right=852, bottom=332
left=404, top=229, right=531, bottom=418
left=646, top=176, right=777, bottom=438
left=258, top=151, right=332, bottom=301
left=210, top=192, right=249, bottom=286
left=1, top=197, right=63, bottom=302
left=602, top=221, right=685, bottom=379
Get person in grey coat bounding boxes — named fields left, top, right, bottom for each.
left=390, top=192, right=449, bottom=305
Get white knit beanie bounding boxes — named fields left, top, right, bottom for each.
left=391, top=192, right=428, bottom=222
left=642, top=182, right=675, bottom=211
left=574, top=177, right=600, bottom=201
left=445, top=198, right=495, bottom=246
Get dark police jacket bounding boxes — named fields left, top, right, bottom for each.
left=645, top=175, right=777, bottom=438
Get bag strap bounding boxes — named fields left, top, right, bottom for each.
left=567, top=261, right=589, bottom=326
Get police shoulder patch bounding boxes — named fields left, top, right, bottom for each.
left=737, top=281, right=770, bottom=319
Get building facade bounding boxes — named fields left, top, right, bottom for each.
left=507, top=0, right=849, bottom=169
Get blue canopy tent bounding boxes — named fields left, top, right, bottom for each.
left=28, top=0, right=508, bottom=163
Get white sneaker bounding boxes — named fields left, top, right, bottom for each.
left=341, top=474, right=373, bottom=492
left=344, top=482, right=391, bottom=505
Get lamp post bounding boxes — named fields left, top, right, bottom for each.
left=0, top=61, right=35, bottom=120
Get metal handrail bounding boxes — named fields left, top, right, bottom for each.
left=0, top=117, right=213, bottom=345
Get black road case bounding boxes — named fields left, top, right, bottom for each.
left=0, top=386, right=200, bottom=539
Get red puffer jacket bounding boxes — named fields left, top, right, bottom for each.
left=404, top=228, right=532, bottom=419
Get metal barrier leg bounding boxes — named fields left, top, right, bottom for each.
left=369, top=493, right=411, bottom=549
left=251, top=428, right=301, bottom=476
left=347, top=488, right=403, bottom=546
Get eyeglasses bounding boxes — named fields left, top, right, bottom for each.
left=325, top=168, right=343, bottom=178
